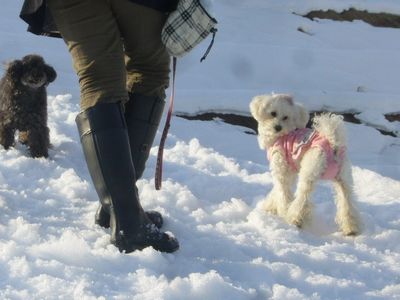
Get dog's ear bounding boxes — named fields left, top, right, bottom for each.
left=250, top=95, right=270, bottom=121
left=278, top=94, right=294, bottom=106
left=6, top=60, right=23, bottom=81
left=44, top=64, right=57, bottom=83
left=294, top=103, right=309, bottom=129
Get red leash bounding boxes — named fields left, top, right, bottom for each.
left=155, top=57, right=177, bottom=190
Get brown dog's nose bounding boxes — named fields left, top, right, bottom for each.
left=274, top=125, right=282, bottom=132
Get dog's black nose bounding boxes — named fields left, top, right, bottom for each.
left=274, top=125, right=282, bottom=132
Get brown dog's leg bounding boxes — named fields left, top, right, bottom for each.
left=27, top=126, right=50, bottom=158
left=0, top=125, right=16, bottom=149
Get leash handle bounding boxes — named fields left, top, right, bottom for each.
left=155, top=57, right=177, bottom=190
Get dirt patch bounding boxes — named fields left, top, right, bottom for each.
left=385, top=113, right=400, bottom=122
left=177, top=111, right=399, bottom=137
left=302, top=8, right=400, bottom=28
left=178, top=112, right=258, bottom=135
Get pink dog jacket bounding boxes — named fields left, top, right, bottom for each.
left=268, top=128, right=345, bottom=180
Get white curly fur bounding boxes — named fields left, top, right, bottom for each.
left=250, top=94, right=360, bottom=236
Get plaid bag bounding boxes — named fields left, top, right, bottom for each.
left=162, top=0, right=218, bottom=61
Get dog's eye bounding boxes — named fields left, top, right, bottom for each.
left=282, top=116, right=288, bottom=121
left=271, top=112, right=277, bottom=117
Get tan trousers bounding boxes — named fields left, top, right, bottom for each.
left=47, top=0, right=170, bottom=110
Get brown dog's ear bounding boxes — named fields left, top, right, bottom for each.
left=294, top=103, right=309, bottom=128
left=44, top=64, right=57, bottom=83
left=250, top=95, right=270, bottom=121
left=6, top=60, right=23, bottom=81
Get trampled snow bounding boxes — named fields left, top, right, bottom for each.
left=0, top=0, right=399, bottom=299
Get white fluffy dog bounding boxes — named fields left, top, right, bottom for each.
left=250, top=94, right=360, bottom=236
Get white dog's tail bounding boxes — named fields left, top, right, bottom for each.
left=313, top=113, right=346, bottom=147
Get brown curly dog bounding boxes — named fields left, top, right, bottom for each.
left=0, top=54, right=56, bottom=158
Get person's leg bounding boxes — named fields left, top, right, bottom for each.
left=75, top=102, right=178, bottom=253
left=47, top=0, right=128, bottom=110
left=76, top=103, right=179, bottom=253
left=112, top=0, right=171, bottom=99
left=115, top=0, right=170, bottom=178
left=47, top=0, right=178, bottom=252
left=93, top=1, right=171, bottom=228
left=94, top=94, right=166, bottom=229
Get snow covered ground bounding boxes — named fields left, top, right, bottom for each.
left=0, top=0, right=399, bottom=299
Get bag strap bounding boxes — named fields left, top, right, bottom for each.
left=200, top=28, right=217, bottom=62
left=155, top=57, right=177, bottom=190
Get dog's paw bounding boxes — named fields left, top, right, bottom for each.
left=343, top=229, right=359, bottom=236
left=263, top=199, right=278, bottom=215
left=286, top=214, right=304, bottom=228
left=341, top=220, right=360, bottom=236
left=286, top=201, right=312, bottom=228
left=29, top=148, right=49, bottom=158
left=0, top=139, right=15, bottom=150
left=336, top=211, right=360, bottom=236
left=286, top=206, right=309, bottom=228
